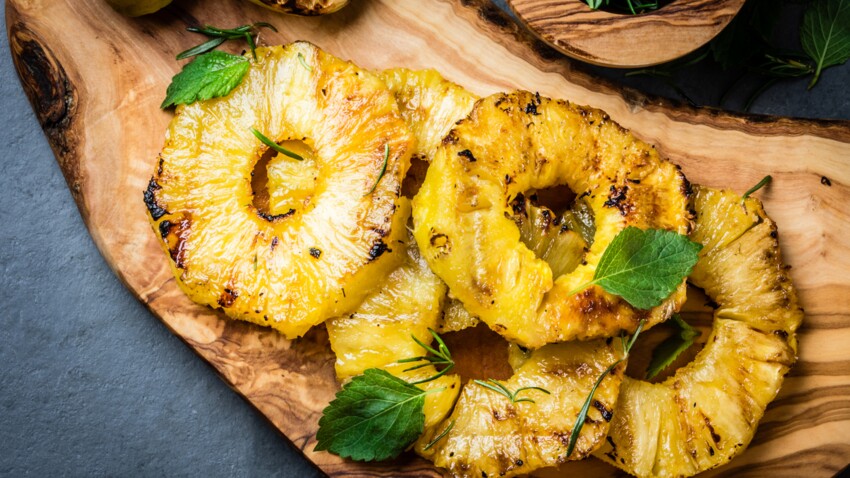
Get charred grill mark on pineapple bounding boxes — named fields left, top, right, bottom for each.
left=492, top=406, right=516, bottom=421
left=257, top=209, right=295, bottom=222
left=218, top=287, right=238, bottom=308
left=160, top=217, right=191, bottom=269
left=593, top=400, right=614, bottom=422
left=603, top=184, right=634, bottom=216
left=144, top=177, right=167, bottom=220
left=367, top=240, right=390, bottom=261
left=430, top=231, right=451, bottom=255
left=458, top=149, right=476, bottom=162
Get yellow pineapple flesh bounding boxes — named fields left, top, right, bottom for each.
left=594, top=185, right=803, bottom=477
left=413, top=91, right=691, bottom=348
left=379, top=68, right=479, bottom=162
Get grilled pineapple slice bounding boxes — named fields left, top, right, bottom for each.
left=325, top=200, right=460, bottom=429
left=379, top=68, right=479, bottom=162
left=417, top=339, right=625, bottom=477
left=145, top=43, right=415, bottom=338
left=245, top=0, right=349, bottom=15
left=594, top=186, right=803, bottom=477
left=413, top=91, right=691, bottom=348
left=320, top=69, right=478, bottom=430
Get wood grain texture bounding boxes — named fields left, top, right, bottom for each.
left=6, top=0, right=850, bottom=476
left=506, top=0, right=746, bottom=67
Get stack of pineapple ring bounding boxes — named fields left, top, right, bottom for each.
left=146, top=43, right=803, bottom=478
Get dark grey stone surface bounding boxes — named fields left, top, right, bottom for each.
left=0, top=1, right=847, bottom=477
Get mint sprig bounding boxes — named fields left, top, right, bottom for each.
left=177, top=22, right=277, bottom=60
left=161, top=51, right=249, bottom=108
left=315, top=369, right=443, bottom=461
left=396, top=328, right=455, bottom=385
left=645, top=314, right=700, bottom=380
left=571, top=227, right=702, bottom=310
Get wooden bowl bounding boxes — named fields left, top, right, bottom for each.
left=505, top=0, right=747, bottom=68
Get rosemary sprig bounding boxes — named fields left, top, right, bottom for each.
left=365, top=143, right=389, bottom=196
left=250, top=128, right=304, bottom=161
left=396, top=328, right=455, bottom=385
left=298, top=52, right=313, bottom=72
left=566, top=319, right=646, bottom=458
left=472, top=379, right=551, bottom=404
left=177, top=22, right=277, bottom=60
left=742, top=175, right=772, bottom=200
left=422, top=420, right=455, bottom=451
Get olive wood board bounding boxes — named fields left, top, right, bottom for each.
left=7, top=0, right=850, bottom=476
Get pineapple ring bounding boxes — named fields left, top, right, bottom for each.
left=594, top=186, right=803, bottom=477
left=413, top=91, right=692, bottom=348
left=145, top=42, right=415, bottom=338
left=415, top=338, right=626, bottom=477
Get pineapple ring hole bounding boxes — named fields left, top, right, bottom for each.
left=440, top=324, right=514, bottom=382
left=510, top=184, right=595, bottom=278
left=525, top=184, right=576, bottom=216
left=251, top=139, right=319, bottom=219
left=623, top=284, right=713, bottom=382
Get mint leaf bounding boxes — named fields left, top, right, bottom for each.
left=315, top=369, right=435, bottom=461
left=645, top=314, right=701, bottom=380
left=161, top=51, right=249, bottom=108
left=586, top=227, right=702, bottom=310
left=801, top=0, right=850, bottom=88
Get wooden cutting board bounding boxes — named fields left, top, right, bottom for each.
left=7, top=0, right=850, bottom=476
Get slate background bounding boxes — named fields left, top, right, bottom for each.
left=1, top=0, right=848, bottom=476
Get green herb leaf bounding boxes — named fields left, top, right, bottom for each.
left=365, top=144, right=389, bottom=196
left=315, top=369, right=440, bottom=461
left=182, top=22, right=278, bottom=60
left=396, top=329, right=455, bottom=385
left=566, top=320, right=646, bottom=458
left=298, top=52, right=313, bottom=72
left=250, top=128, right=304, bottom=161
left=161, top=51, right=249, bottom=109
left=572, top=227, right=702, bottom=310
left=645, top=315, right=700, bottom=380
left=472, top=379, right=550, bottom=404
left=176, top=37, right=227, bottom=60
left=423, top=420, right=455, bottom=451
left=801, top=0, right=850, bottom=88
left=742, top=175, right=772, bottom=199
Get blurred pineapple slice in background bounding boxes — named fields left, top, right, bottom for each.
left=594, top=185, right=803, bottom=477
